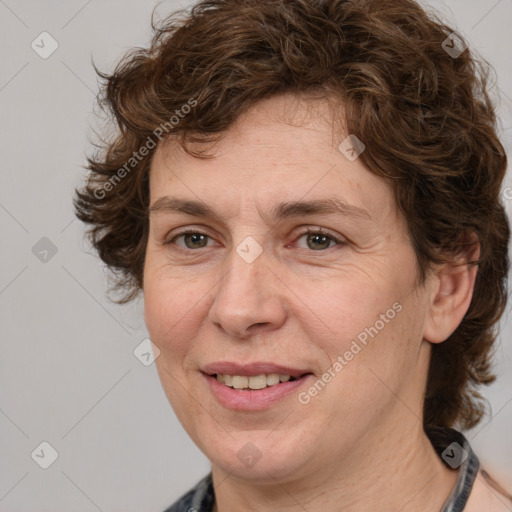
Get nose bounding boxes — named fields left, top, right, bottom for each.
left=208, top=245, right=287, bottom=339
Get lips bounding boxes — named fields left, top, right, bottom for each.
left=202, top=361, right=310, bottom=379
left=202, top=362, right=314, bottom=410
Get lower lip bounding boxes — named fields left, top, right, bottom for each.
left=204, top=373, right=313, bottom=411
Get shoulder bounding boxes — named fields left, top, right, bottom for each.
left=161, top=487, right=195, bottom=512
left=425, top=426, right=511, bottom=512
left=161, top=473, right=214, bottom=512
left=465, top=469, right=512, bottom=512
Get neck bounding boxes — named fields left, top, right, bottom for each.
left=211, top=418, right=458, bottom=512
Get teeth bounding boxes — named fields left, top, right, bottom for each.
left=232, top=376, right=248, bottom=389
left=266, top=374, right=280, bottom=386
left=215, top=372, right=296, bottom=389
left=248, top=375, right=267, bottom=390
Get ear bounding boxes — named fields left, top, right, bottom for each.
left=423, top=233, right=480, bottom=344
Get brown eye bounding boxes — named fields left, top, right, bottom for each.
left=295, top=228, right=345, bottom=251
left=165, top=230, right=213, bottom=250
left=305, top=232, right=333, bottom=250
left=182, top=233, right=209, bottom=249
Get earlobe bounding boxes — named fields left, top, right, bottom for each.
left=423, top=234, right=480, bottom=344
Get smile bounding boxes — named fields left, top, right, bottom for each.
left=215, top=373, right=296, bottom=390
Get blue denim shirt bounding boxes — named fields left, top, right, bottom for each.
left=163, top=427, right=479, bottom=512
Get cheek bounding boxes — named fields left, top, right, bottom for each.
left=302, top=263, right=419, bottom=379
left=304, top=274, right=399, bottom=344
left=143, top=271, right=202, bottom=353
left=143, top=278, right=169, bottom=345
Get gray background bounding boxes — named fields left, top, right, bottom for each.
left=0, top=0, right=511, bottom=511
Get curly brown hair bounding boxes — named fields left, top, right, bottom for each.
left=74, top=0, right=509, bottom=430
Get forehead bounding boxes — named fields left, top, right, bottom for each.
left=148, top=93, right=399, bottom=225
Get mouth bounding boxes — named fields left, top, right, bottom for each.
left=201, top=362, right=314, bottom=410
left=212, top=372, right=307, bottom=390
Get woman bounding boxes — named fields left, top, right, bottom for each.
left=74, top=0, right=512, bottom=510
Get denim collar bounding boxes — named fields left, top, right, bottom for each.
left=428, top=427, right=480, bottom=512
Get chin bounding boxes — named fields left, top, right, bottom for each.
left=203, top=429, right=314, bottom=483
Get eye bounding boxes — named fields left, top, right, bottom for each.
left=165, top=229, right=215, bottom=250
left=294, top=228, right=345, bottom=251
left=164, top=227, right=346, bottom=252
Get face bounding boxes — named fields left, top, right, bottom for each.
left=143, top=93, right=436, bottom=484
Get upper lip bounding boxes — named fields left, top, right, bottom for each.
left=202, top=362, right=311, bottom=378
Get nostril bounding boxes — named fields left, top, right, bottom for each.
left=250, top=322, right=269, bottom=329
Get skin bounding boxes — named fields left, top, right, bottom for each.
left=466, top=472, right=512, bottom=511
left=143, top=93, right=483, bottom=511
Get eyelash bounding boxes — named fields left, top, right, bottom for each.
left=164, top=227, right=346, bottom=252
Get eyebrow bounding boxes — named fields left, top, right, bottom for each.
left=149, top=197, right=372, bottom=223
